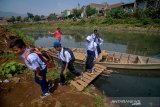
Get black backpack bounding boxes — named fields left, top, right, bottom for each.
left=63, top=47, right=75, bottom=61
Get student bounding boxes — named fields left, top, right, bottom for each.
left=49, top=27, right=62, bottom=42
left=53, top=41, right=83, bottom=85
left=85, top=35, right=98, bottom=74
left=93, top=33, right=103, bottom=55
left=9, top=39, right=51, bottom=98
left=91, top=29, right=103, bottom=55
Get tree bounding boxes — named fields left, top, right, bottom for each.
left=16, top=16, right=22, bottom=21
left=73, top=8, right=82, bottom=18
left=9, top=16, right=16, bottom=23
left=23, top=17, right=29, bottom=22
left=41, top=15, right=45, bottom=19
left=86, top=5, right=97, bottom=17
left=27, top=12, right=34, bottom=19
left=48, top=13, right=57, bottom=21
left=34, top=15, right=41, bottom=21
left=107, top=7, right=132, bottom=19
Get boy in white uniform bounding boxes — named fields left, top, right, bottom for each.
left=53, top=41, right=83, bottom=85
left=85, top=35, right=98, bottom=74
left=90, top=29, right=103, bottom=55
left=10, top=39, right=51, bottom=98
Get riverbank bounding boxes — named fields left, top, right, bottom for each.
left=0, top=27, right=112, bottom=107
left=2, top=17, right=160, bottom=34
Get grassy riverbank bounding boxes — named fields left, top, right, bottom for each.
left=2, top=16, right=160, bottom=33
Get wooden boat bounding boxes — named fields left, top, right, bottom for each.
left=42, top=48, right=160, bottom=70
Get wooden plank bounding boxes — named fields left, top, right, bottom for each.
left=76, top=79, right=88, bottom=87
left=70, top=81, right=84, bottom=91
left=95, top=66, right=104, bottom=70
left=70, top=64, right=107, bottom=91
left=83, top=74, right=92, bottom=81
left=95, top=64, right=106, bottom=69
left=81, top=77, right=91, bottom=83
left=138, top=56, right=145, bottom=64
left=85, top=72, right=97, bottom=78
left=83, top=73, right=93, bottom=80
left=95, top=68, right=104, bottom=72
left=94, top=69, right=103, bottom=74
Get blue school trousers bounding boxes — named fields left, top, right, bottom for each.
left=85, top=50, right=95, bottom=70
left=34, top=67, right=48, bottom=94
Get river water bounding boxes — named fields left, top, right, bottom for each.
left=30, top=29, right=160, bottom=106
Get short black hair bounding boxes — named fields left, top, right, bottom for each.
left=10, top=39, right=26, bottom=49
left=94, top=29, right=97, bottom=32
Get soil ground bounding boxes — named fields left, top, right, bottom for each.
left=0, top=73, right=97, bottom=107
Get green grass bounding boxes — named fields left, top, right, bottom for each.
left=94, top=95, right=104, bottom=107
left=46, top=69, right=60, bottom=80
left=0, top=53, right=17, bottom=59
left=84, top=86, right=94, bottom=94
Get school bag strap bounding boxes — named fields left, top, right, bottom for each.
left=63, top=47, right=75, bottom=61
left=25, top=48, right=54, bottom=69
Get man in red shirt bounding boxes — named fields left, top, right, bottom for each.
left=48, top=28, right=62, bottom=42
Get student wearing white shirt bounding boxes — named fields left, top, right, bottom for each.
left=53, top=41, right=83, bottom=85
left=91, top=29, right=103, bottom=55
left=85, top=35, right=98, bottom=74
left=10, top=39, right=51, bottom=98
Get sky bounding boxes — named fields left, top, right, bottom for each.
left=0, top=0, right=134, bottom=16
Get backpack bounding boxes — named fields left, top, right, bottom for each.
left=25, top=48, right=53, bottom=68
left=63, top=47, right=75, bottom=61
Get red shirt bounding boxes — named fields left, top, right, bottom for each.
left=54, top=30, right=62, bottom=41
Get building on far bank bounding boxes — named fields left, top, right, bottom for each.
left=0, top=17, right=9, bottom=25
left=108, top=2, right=124, bottom=10
left=123, top=2, right=134, bottom=12
left=134, top=0, right=160, bottom=10
left=63, top=10, right=73, bottom=17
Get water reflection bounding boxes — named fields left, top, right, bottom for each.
left=34, top=35, right=127, bottom=53
left=27, top=28, right=160, bottom=57
left=94, top=74, right=160, bottom=97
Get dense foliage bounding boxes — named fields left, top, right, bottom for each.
left=0, top=61, right=25, bottom=78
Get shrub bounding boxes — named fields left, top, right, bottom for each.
left=89, top=18, right=98, bottom=24
left=107, top=7, right=133, bottom=19
left=153, top=19, right=160, bottom=24
left=141, top=18, right=152, bottom=25
left=77, top=19, right=86, bottom=25
left=101, top=17, right=114, bottom=25
left=0, top=61, right=25, bottom=78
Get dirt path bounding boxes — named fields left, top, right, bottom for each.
left=0, top=73, right=96, bottom=107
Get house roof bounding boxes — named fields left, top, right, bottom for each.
left=109, top=2, right=124, bottom=9
left=89, top=3, right=109, bottom=10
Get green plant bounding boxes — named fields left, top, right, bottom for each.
left=10, top=29, right=33, bottom=44
left=102, top=17, right=114, bottom=25
left=94, top=95, right=104, bottom=107
left=46, top=70, right=59, bottom=80
left=141, top=18, right=152, bottom=25
left=107, top=7, right=133, bottom=19
left=77, top=19, right=86, bottom=25
left=0, top=53, right=17, bottom=59
left=84, top=86, right=94, bottom=94
left=89, top=18, right=98, bottom=24
left=66, top=70, right=75, bottom=81
left=0, top=61, right=25, bottom=78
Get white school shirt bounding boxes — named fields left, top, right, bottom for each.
left=58, top=48, right=71, bottom=63
left=86, top=36, right=98, bottom=58
left=21, top=48, right=46, bottom=71
left=91, top=33, right=103, bottom=45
